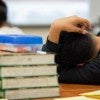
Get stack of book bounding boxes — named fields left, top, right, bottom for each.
left=0, top=53, right=59, bottom=99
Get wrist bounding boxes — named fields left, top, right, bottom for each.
left=48, top=23, right=61, bottom=44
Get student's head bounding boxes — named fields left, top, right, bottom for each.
left=97, top=31, right=100, bottom=36
left=0, top=0, right=7, bottom=26
left=55, top=31, right=99, bottom=66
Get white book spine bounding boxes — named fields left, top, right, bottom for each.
left=4, top=87, right=60, bottom=99
left=0, top=65, right=57, bottom=77
left=1, top=76, right=59, bottom=89
left=0, top=54, right=55, bottom=66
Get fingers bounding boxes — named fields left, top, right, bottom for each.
left=74, top=17, right=92, bottom=33
left=79, top=18, right=92, bottom=30
left=66, top=25, right=88, bottom=34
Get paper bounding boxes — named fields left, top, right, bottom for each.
left=0, top=99, right=8, bottom=100
left=54, top=96, right=98, bottom=100
left=80, top=90, right=100, bottom=99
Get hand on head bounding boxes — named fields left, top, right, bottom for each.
left=48, top=15, right=92, bottom=43
left=64, top=15, right=92, bottom=33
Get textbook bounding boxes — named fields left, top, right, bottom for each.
left=0, top=34, right=43, bottom=53
left=0, top=65, right=57, bottom=77
left=0, top=52, right=59, bottom=99
left=80, top=90, right=100, bottom=99
left=0, top=76, right=58, bottom=89
left=54, top=96, right=98, bottom=100
left=0, top=53, right=55, bottom=66
left=0, top=87, right=60, bottom=99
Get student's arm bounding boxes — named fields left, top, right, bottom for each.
left=48, top=16, right=91, bottom=44
left=58, top=55, right=100, bottom=85
left=42, top=16, right=91, bottom=52
left=42, top=38, right=59, bottom=53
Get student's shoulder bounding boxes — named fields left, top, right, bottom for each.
left=85, top=55, right=100, bottom=69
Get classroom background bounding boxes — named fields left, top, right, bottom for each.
left=4, top=0, right=100, bottom=43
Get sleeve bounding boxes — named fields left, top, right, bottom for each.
left=42, top=37, right=59, bottom=53
left=59, top=55, right=100, bottom=85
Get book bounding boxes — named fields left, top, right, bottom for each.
left=80, top=90, right=100, bottom=99
left=0, top=87, right=60, bottom=99
left=0, top=34, right=43, bottom=53
left=0, top=52, right=59, bottom=99
left=0, top=53, right=55, bottom=66
left=0, top=65, right=57, bottom=77
left=54, top=96, right=98, bottom=100
left=0, top=76, right=59, bottom=89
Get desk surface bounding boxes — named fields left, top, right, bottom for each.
left=35, top=84, right=100, bottom=100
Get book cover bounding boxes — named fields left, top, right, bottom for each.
left=0, top=34, right=43, bottom=53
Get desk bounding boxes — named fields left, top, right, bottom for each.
left=35, top=84, right=100, bottom=100
left=60, top=84, right=100, bottom=97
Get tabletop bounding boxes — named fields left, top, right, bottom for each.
left=35, top=84, right=100, bottom=100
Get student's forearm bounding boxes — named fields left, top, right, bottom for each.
left=48, top=16, right=92, bottom=44
left=48, top=22, right=61, bottom=44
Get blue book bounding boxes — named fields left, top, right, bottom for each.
left=0, top=34, right=43, bottom=52
left=0, top=34, right=43, bottom=45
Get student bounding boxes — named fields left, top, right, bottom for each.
left=0, top=0, right=24, bottom=35
left=55, top=31, right=100, bottom=84
left=42, top=16, right=100, bottom=85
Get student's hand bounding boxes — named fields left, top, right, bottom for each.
left=48, top=16, right=92, bottom=43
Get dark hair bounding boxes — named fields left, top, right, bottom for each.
left=97, top=31, right=100, bottom=36
left=55, top=31, right=97, bottom=66
left=0, top=0, right=7, bottom=26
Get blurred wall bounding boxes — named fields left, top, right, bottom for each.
left=20, top=26, right=50, bottom=43
left=20, top=0, right=100, bottom=43
left=90, top=0, right=100, bottom=23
